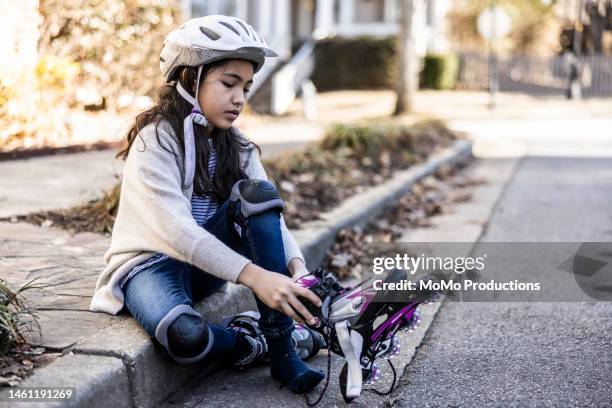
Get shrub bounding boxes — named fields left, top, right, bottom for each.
left=318, top=120, right=457, bottom=164
left=312, top=36, right=397, bottom=91
left=38, top=0, right=181, bottom=110
left=420, top=53, right=459, bottom=90
left=312, top=38, right=460, bottom=92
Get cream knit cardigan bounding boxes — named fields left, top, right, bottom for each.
left=90, top=120, right=304, bottom=315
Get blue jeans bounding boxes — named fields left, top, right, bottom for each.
left=122, top=197, right=294, bottom=353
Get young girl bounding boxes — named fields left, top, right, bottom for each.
left=90, top=15, right=325, bottom=394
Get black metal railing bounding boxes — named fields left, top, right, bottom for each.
left=455, top=52, right=612, bottom=98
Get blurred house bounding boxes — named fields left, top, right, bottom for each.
left=305, top=0, right=450, bottom=54
left=182, top=1, right=291, bottom=90
left=185, top=0, right=452, bottom=113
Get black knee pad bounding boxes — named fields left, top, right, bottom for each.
left=229, top=179, right=284, bottom=218
left=167, top=313, right=210, bottom=359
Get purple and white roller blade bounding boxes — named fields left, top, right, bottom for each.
left=295, top=267, right=440, bottom=403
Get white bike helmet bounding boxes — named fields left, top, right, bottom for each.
left=159, top=15, right=277, bottom=188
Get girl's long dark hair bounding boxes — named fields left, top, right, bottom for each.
left=117, top=60, right=261, bottom=203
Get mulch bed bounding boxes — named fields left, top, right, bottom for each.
left=269, top=120, right=458, bottom=228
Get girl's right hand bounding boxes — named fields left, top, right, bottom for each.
left=237, top=263, right=322, bottom=326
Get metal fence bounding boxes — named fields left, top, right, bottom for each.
left=456, top=52, right=612, bottom=98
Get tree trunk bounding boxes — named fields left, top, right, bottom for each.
left=394, top=0, right=416, bottom=115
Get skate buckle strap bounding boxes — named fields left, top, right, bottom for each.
left=335, top=320, right=363, bottom=399
left=236, top=335, right=265, bottom=366
left=222, top=311, right=268, bottom=368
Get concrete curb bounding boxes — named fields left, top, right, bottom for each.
left=0, top=354, right=131, bottom=408
left=0, top=139, right=472, bottom=408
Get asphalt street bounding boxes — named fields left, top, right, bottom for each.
left=391, top=157, right=612, bottom=407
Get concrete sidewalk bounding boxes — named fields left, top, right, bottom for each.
left=0, top=140, right=471, bottom=407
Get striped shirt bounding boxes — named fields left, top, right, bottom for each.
left=120, top=138, right=219, bottom=289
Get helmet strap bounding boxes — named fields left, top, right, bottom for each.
left=177, top=65, right=208, bottom=189
left=175, top=65, right=204, bottom=112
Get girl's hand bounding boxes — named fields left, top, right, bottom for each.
left=237, top=263, right=322, bottom=325
left=288, top=257, right=310, bottom=281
